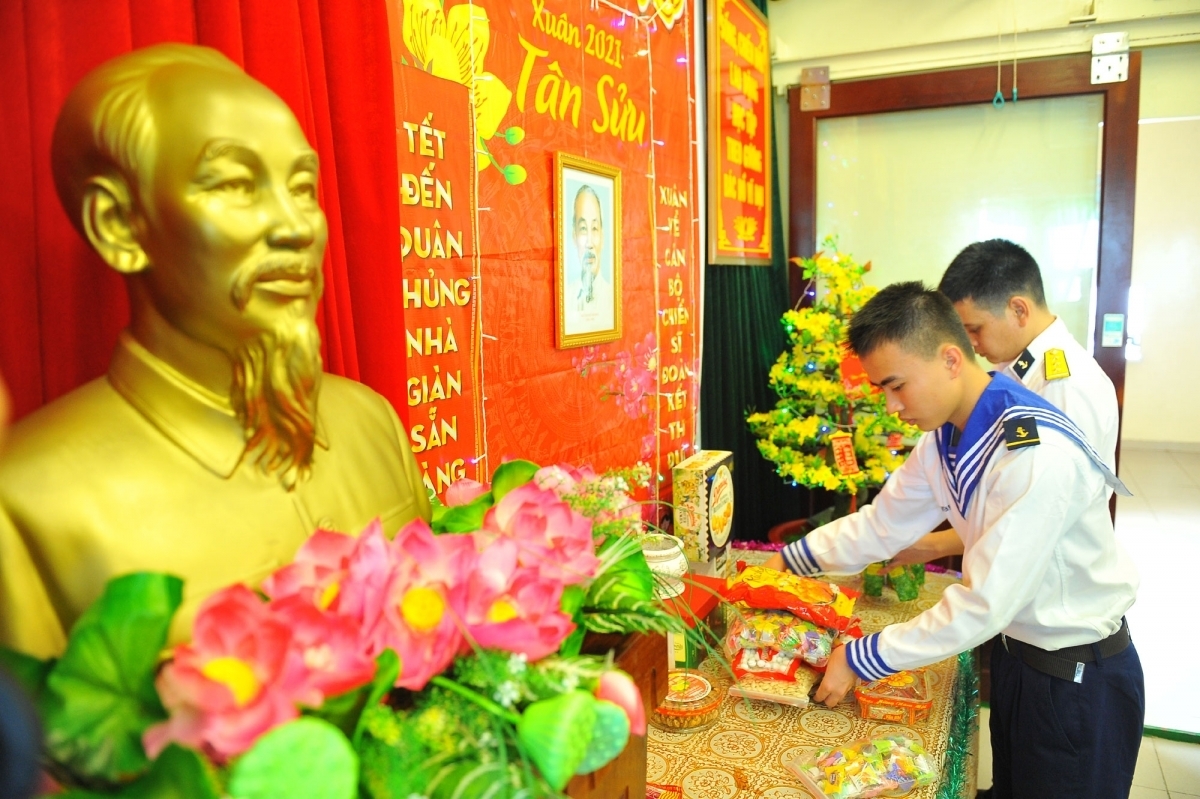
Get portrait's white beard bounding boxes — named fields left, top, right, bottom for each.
left=229, top=260, right=324, bottom=490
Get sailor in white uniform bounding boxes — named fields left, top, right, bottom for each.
left=893, top=238, right=1119, bottom=567
left=764, top=282, right=1143, bottom=799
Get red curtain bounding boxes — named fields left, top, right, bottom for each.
left=0, top=0, right=410, bottom=426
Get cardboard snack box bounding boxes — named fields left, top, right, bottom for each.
left=672, top=450, right=734, bottom=577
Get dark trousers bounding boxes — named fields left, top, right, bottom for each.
left=989, top=636, right=1145, bottom=799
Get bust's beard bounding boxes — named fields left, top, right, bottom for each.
left=230, top=316, right=323, bottom=490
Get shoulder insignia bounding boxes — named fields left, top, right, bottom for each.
left=1003, top=416, right=1040, bottom=450
left=1044, top=348, right=1071, bottom=380
left=1011, top=348, right=1034, bottom=379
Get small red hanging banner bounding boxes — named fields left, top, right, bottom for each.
left=839, top=353, right=875, bottom=399
left=829, top=431, right=860, bottom=475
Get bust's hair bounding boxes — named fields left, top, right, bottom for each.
left=50, top=43, right=241, bottom=234
left=848, top=281, right=974, bottom=359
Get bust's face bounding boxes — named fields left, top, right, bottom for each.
left=135, top=66, right=328, bottom=353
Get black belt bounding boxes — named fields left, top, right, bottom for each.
left=1001, top=618, right=1131, bottom=683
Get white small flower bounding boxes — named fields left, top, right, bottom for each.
left=494, top=680, right=520, bottom=708
left=562, top=673, right=580, bottom=691
left=507, top=652, right=528, bottom=675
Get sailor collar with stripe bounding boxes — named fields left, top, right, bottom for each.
left=935, top=373, right=1128, bottom=517
left=1001, top=317, right=1071, bottom=382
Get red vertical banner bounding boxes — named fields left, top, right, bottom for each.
left=651, top=13, right=700, bottom=508
left=707, top=0, right=772, bottom=265
left=393, top=64, right=484, bottom=496
left=387, top=0, right=699, bottom=508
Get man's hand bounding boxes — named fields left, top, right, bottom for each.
left=812, top=645, right=856, bottom=707
left=886, top=529, right=963, bottom=569
left=762, top=552, right=787, bottom=572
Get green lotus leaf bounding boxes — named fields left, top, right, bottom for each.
left=576, top=699, right=630, bottom=774
left=516, top=690, right=596, bottom=789
left=229, top=718, right=357, bottom=799
left=490, top=459, right=540, bottom=500
left=40, top=572, right=182, bottom=785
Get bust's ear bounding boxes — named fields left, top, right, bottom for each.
left=81, top=176, right=149, bottom=274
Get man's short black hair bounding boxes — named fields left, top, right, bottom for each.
left=848, top=281, right=974, bottom=359
left=937, top=239, right=1047, bottom=313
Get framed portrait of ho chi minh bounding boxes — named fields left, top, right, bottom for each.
left=555, top=152, right=623, bottom=349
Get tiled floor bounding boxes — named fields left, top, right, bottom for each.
left=975, top=447, right=1200, bottom=796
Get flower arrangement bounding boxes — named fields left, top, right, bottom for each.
left=747, top=239, right=919, bottom=496
left=4, top=460, right=690, bottom=798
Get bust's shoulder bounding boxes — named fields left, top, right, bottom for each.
left=318, top=374, right=395, bottom=415
left=316, top=374, right=407, bottom=440
left=2, top=378, right=133, bottom=459
left=0, top=377, right=150, bottom=496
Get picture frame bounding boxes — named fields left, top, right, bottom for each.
left=555, top=152, right=622, bottom=349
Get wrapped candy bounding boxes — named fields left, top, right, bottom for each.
left=725, top=566, right=861, bottom=633
left=786, top=735, right=938, bottom=799
left=731, top=648, right=803, bottom=682
left=725, top=608, right=834, bottom=668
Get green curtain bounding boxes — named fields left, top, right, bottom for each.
left=700, top=0, right=807, bottom=541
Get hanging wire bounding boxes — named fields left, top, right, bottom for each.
left=993, top=0, right=1005, bottom=108
left=1012, top=0, right=1019, bottom=102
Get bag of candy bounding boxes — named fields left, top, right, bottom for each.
left=725, top=566, right=861, bottom=633
left=785, top=735, right=938, bottom=799
left=726, top=608, right=834, bottom=667
left=731, top=648, right=802, bottom=682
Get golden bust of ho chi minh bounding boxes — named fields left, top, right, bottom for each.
left=0, top=43, right=431, bottom=658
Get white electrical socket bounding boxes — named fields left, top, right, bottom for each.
left=1092, top=32, right=1129, bottom=55
left=1091, top=53, right=1129, bottom=84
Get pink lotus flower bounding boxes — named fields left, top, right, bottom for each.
left=270, top=596, right=377, bottom=705
left=143, top=586, right=305, bottom=762
left=464, top=538, right=575, bottom=660
left=532, top=464, right=596, bottom=497
left=445, top=478, right=489, bottom=507
left=353, top=519, right=475, bottom=690
left=261, top=529, right=357, bottom=611
left=482, top=483, right=599, bottom=585
left=596, top=669, right=646, bottom=735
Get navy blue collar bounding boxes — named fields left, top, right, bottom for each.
left=935, top=373, right=1128, bottom=516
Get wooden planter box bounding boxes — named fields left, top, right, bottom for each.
left=566, top=631, right=668, bottom=799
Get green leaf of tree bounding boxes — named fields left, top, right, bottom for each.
left=40, top=572, right=183, bottom=785
left=229, top=718, right=357, bottom=799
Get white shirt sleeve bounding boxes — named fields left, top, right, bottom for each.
left=781, top=434, right=947, bottom=576
left=844, top=443, right=1090, bottom=680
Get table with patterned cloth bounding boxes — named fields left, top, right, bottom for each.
left=646, top=568, right=980, bottom=799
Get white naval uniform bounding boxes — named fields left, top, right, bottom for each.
left=782, top=374, right=1137, bottom=682
left=999, top=316, right=1118, bottom=469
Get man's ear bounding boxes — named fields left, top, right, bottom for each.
left=942, top=342, right=966, bottom=378
left=81, top=176, right=149, bottom=274
left=1009, top=296, right=1032, bottom=327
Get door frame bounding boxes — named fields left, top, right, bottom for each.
left=787, top=53, right=1141, bottom=439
